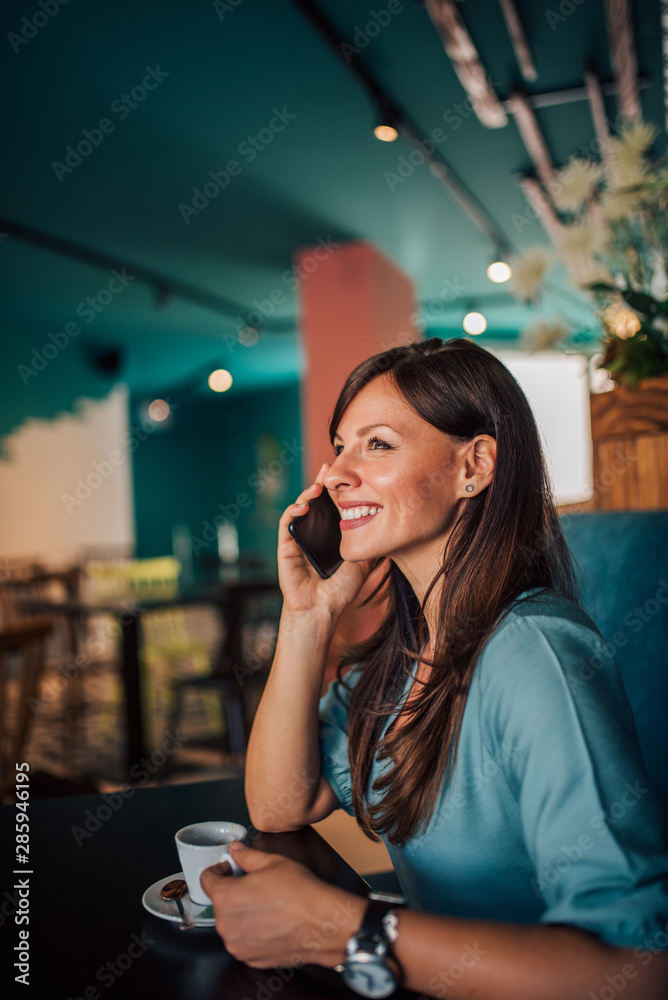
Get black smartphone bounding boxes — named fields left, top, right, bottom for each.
left=288, top=488, right=343, bottom=579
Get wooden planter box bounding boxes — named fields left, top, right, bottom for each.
left=588, top=375, right=668, bottom=510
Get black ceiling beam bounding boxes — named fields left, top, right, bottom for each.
left=0, top=216, right=277, bottom=329
left=290, top=0, right=514, bottom=257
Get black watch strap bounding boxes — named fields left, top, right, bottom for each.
left=358, top=898, right=398, bottom=943
left=336, top=893, right=405, bottom=995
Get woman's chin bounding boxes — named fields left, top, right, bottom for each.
left=340, top=539, right=388, bottom=563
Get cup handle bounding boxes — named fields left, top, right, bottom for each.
left=219, top=851, right=243, bottom=876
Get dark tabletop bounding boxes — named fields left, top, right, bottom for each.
left=0, top=778, right=418, bottom=1000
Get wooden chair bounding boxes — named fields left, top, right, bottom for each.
left=0, top=617, right=54, bottom=796
left=171, top=581, right=282, bottom=763
left=0, top=567, right=85, bottom=779
left=84, top=558, right=219, bottom=751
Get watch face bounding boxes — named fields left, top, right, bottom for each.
left=343, top=958, right=396, bottom=998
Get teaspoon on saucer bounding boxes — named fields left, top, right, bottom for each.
left=160, top=878, right=196, bottom=930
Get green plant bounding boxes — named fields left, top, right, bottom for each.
left=511, top=122, right=668, bottom=388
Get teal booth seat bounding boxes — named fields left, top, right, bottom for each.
left=562, top=510, right=668, bottom=810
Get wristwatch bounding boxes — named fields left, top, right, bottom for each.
left=336, top=891, right=405, bottom=998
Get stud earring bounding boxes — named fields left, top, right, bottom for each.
left=465, top=485, right=474, bottom=493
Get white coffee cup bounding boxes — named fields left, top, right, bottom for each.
left=175, top=820, right=248, bottom=905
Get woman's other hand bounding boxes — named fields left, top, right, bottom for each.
left=200, top=841, right=363, bottom=969
left=278, top=462, right=388, bottom=620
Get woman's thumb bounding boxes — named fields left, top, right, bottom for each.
left=229, top=841, right=273, bottom=872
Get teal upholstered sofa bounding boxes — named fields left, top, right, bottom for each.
left=562, top=510, right=668, bottom=811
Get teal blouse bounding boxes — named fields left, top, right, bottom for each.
left=318, top=589, right=668, bottom=950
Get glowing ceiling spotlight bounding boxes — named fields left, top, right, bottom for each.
left=374, top=123, right=399, bottom=142
left=463, top=311, right=487, bottom=335
left=487, top=259, right=512, bottom=283
left=147, top=399, right=170, bottom=421
left=208, top=369, right=233, bottom=392
left=374, top=100, right=400, bottom=142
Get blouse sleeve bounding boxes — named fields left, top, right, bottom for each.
left=477, top=612, right=668, bottom=950
left=318, top=670, right=360, bottom=816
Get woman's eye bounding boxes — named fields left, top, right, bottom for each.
left=333, top=437, right=391, bottom=456
left=368, top=436, right=391, bottom=450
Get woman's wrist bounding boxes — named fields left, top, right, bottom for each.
left=279, top=606, right=341, bottom=640
left=307, top=887, right=367, bottom=968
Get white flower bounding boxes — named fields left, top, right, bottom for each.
left=555, top=219, right=609, bottom=259
left=616, top=120, right=657, bottom=158
left=521, top=316, right=571, bottom=353
left=607, top=121, right=656, bottom=188
left=552, top=158, right=603, bottom=213
left=600, top=186, right=645, bottom=220
left=510, top=116, right=666, bottom=376
left=509, top=247, right=552, bottom=303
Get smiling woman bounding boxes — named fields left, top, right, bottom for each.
left=205, top=338, right=668, bottom=1000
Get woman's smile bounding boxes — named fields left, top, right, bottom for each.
left=338, top=500, right=383, bottom=529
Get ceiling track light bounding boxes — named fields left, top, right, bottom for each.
left=148, top=399, right=170, bottom=422
left=208, top=368, right=233, bottom=393
left=487, top=256, right=512, bottom=283
left=150, top=359, right=235, bottom=411
left=290, top=0, right=514, bottom=256
left=463, top=310, right=487, bottom=335
left=374, top=99, right=401, bottom=142
left=374, top=123, right=399, bottom=142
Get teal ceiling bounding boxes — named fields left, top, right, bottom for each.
left=1, top=0, right=665, bottom=437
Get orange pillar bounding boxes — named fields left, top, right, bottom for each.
left=295, top=241, right=419, bottom=684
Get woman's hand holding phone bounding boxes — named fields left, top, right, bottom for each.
left=247, top=464, right=383, bottom=835
left=278, top=462, right=385, bottom=620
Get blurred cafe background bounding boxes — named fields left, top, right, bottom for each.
left=1, top=0, right=667, bottom=871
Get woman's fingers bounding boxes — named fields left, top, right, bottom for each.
left=295, top=463, right=330, bottom=505
left=204, top=850, right=360, bottom=970
left=279, top=464, right=334, bottom=531
left=279, top=483, right=321, bottom=529
left=292, top=463, right=330, bottom=508
left=278, top=473, right=330, bottom=531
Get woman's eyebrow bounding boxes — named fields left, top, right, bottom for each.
left=333, top=422, right=398, bottom=442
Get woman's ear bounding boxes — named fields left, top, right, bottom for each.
left=461, top=435, right=496, bottom=496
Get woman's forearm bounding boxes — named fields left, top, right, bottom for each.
left=314, top=896, right=667, bottom=1000
left=245, top=608, right=340, bottom=831
left=390, top=912, right=666, bottom=1000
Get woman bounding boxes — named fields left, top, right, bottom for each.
left=201, top=338, right=668, bottom=998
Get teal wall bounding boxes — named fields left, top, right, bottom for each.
left=130, top=383, right=303, bottom=572
left=1, top=332, right=120, bottom=452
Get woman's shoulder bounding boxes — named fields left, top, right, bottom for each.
left=503, top=586, right=598, bottom=632
left=472, top=587, right=642, bottom=773
left=475, top=586, right=615, bottom=698
left=489, top=586, right=605, bottom=652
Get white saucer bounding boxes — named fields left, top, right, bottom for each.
left=142, top=871, right=217, bottom=926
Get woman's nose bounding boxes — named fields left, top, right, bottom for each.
left=323, top=451, right=361, bottom=491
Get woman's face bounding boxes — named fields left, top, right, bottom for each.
left=323, top=374, right=469, bottom=592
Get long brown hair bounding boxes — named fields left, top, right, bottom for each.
left=329, top=338, right=576, bottom=845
